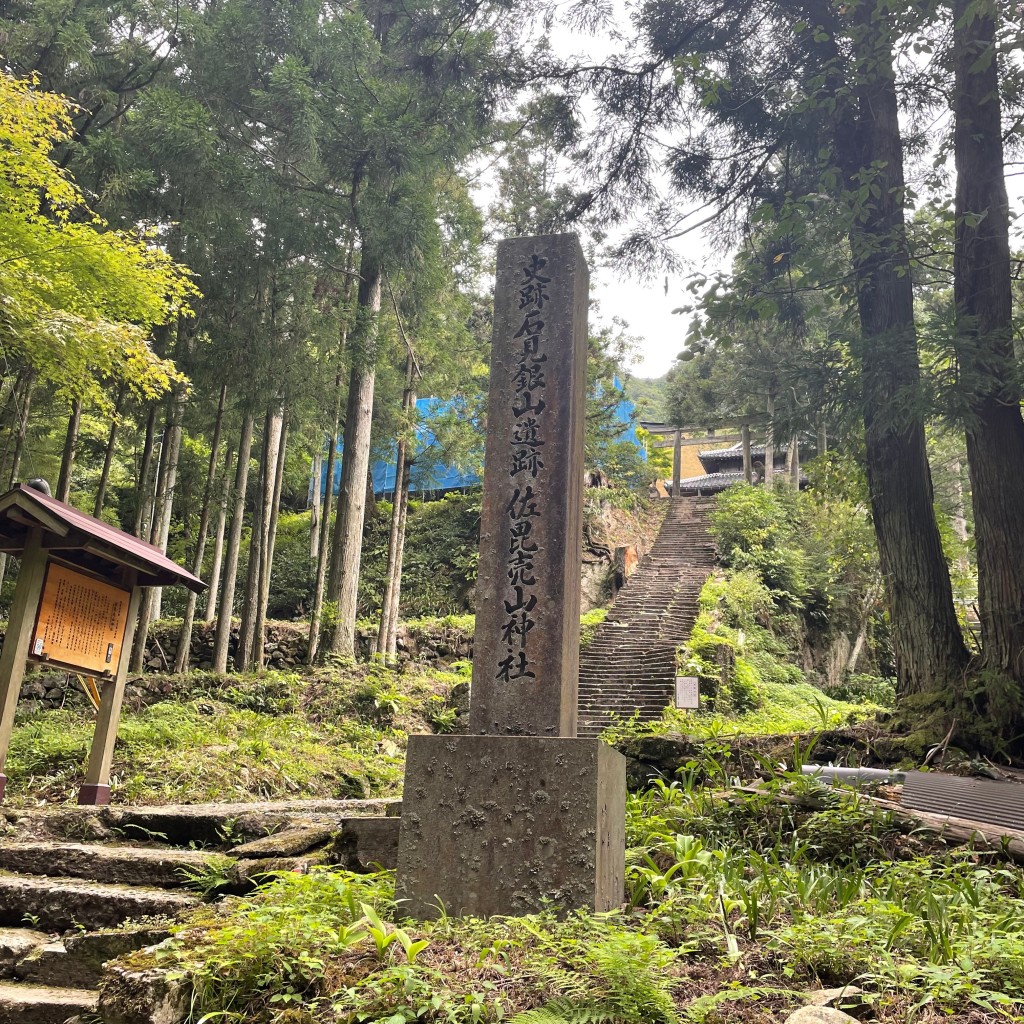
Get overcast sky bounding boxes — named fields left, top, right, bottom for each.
left=475, top=1, right=1024, bottom=382
left=548, top=1, right=712, bottom=380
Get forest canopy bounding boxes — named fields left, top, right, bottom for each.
left=1, top=0, right=1024, bottom=755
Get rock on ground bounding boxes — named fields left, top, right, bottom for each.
left=786, top=1006, right=860, bottom=1024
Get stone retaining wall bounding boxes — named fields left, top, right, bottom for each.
left=8, top=617, right=477, bottom=712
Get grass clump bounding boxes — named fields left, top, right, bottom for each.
left=580, top=608, right=608, bottom=649
left=624, top=763, right=1024, bottom=1020
left=665, top=680, right=882, bottom=739
left=161, top=870, right=695, bottom=1024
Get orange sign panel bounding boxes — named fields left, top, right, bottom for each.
left=31, top=564, right=131, bottom=675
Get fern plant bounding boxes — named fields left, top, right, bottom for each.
left=510, top=931, right=679, bottom=1024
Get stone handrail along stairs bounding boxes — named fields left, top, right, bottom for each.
left=577, top=497, right=716, bottom=738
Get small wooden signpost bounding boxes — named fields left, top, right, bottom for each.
left=0, top=483, right=204, bottom=805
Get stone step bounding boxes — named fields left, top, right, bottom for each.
left=0, top=927, right=48, bottom=978
left=7, top=797, right=398, bottom=848
left=578, top=687, right=675, bottom=698
left=105, top=799, right=397, bottom=846
left=0, top=981, right=97, bottom=1024
left=0, top=873, right=198, bottom=933
left=578, top=494, right=713, bottom=729
left=581, top=697, right=672, bottom=705
left=579, top=697, right=673, bottom=707
left=15, top=941, right=98, bottom=991
left=0, top=842, right=221, bottom=890
left=578, top=680, right=675, bottom=689
left=579, top=670, right=676, bottom=679
left=9, top=922, right=168, bottom=993
left=579, top=712, right=670, bottom=721
left=578, top=705, right=672, bottom=713
left=579, top=692, right=673, bottom=699
left=580, top=645, right=678, bottom=656
left=582, top=665, right=676, bottom=675
left=579, top=668, right=675, bottom=678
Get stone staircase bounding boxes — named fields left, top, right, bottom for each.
left=577, top=497, right=716, bottom=738
left=0, top=799, right=400, bottom=1023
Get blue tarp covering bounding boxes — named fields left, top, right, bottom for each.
left=318, top=378, right=643, bottom=500
left=320, top=397, right=481, bottom=499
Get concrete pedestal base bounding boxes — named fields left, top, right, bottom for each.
left=396, top=734, right=626, bottom=919
left=78, top=783, right=111, bottom=806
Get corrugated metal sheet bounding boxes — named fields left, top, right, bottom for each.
left=901, top=771, right=1024, bottom=830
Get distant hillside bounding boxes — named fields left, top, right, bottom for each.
left=625, top=374, right=670, bottom=421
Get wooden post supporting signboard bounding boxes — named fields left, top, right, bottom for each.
left=80, top=570, right=141, bottom=805
left=0, top=529, right=47, bottom=802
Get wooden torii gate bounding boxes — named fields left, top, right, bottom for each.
left=640, top=421, right=755, bottom=497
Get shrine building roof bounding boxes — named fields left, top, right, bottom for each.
left=0, top=484, right=205, bottom=592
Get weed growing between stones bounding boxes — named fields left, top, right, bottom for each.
left=579, top=609, right=609, bottom=649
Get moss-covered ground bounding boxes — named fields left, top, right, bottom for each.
left=4, top=662, right=466, bottom=805
left=5, top=652, right=885, bottom=807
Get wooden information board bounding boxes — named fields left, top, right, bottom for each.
left=30, top=563, right=131, bottom=675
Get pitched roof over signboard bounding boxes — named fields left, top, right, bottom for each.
left=0, top=484, right=205, bottom=592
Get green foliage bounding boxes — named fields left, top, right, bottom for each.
left=710, top=486, right=809, bottom=606
left=625, top=774, right=1024, bottom=1016
left=399, top=493, right=481, bottom=615
left=596, top=439, right=653, bottom=491
left=580, top=609, right=608, bottom=649
left=148, top=766, right=1024, bottom=1023
left=165, top=869, right=394, bottom=1016
left=673, top=567, right=807, bottom=716
left=651, top=681, right=876, bottom=741
left=358, top=493, right=481, bottom=620
left=4, top=670, right=419, bottom=804
left=709, top=483, right=882, bottom=629
left=267, top=512, right=317, bottom=619
left=624, top=376, right=670, bottom=422
left=177, top=855, right=237, bottom=897
left=0, top=72, right=194, bottom=401
left=830, top=674, right=897, bottom=709
left=508, top=930, right=679, bottom=1024
left=162, top=871, right=685, bottom=1024
left=697, top=483, right=892, bottom=695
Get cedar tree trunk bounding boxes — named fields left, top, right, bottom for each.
left=837, top=1, right=969, bottom=696
left=952, top=0, right=1024, bottom=695
left=175, top=383, right=228, bottom=672
left=328, top=257, right=382, bottom=658
left=212, top=412, right=254, bottom=672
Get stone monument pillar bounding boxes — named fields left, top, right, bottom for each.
left=395, top=234, right=626, bottom=919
